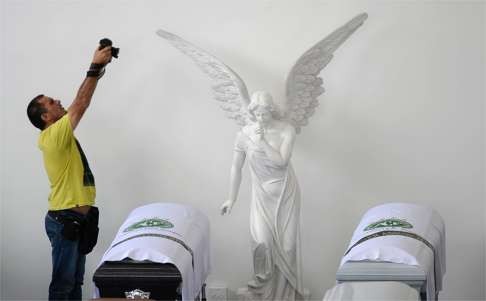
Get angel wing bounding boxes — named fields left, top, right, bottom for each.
left=156, top=29, right=251, bottom=127
left=285, top=13, right=368, bottom=133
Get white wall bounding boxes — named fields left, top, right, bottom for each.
left=1, top=0, right=484, bottom=300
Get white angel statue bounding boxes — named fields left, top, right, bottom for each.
left=157, top=13, right=367, bottom=301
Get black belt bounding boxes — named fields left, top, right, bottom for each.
left=48, top=209, right=85, bottom=223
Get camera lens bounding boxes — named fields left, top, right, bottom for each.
left=111, top=47, right=119, bottom=58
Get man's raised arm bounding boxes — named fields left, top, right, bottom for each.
left=68, top=45, right=112, bottom=130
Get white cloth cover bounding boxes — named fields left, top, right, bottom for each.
left=340, top=203, right=445, bottom=300
left=93, top=202, right=210, bottom=301
left=323, top=281, right=419, bottom=301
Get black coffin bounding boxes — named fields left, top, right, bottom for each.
left=93, top=259, right=182, bottom=300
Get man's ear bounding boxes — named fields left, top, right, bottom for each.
left=41, top=112, right=49, bottom=122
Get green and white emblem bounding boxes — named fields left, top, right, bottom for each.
left=124, top=218, right=174, bottom=232
left=364, top=218, right=413, bottom=231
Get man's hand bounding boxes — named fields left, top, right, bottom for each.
left=92, top=45, right=112, bottom=65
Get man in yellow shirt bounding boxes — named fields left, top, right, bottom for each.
left=27, top=42, right=113, bottom=300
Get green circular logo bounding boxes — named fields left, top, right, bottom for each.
left=364, top=218, right=413, bottom=231
left=124, top=218, right=174, bottom=232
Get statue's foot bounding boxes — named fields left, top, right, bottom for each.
left=247, top=279, right=264, bottom=289
left=255, top=272, right=270, bottom=282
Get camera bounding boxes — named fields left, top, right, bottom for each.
left=99, top=38, right=119, bottom=58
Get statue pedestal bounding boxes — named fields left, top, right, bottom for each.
left=236, top=287, right=311, bottom=301
left=235, top=287, right=255, bottom=301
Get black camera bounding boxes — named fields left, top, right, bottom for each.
left=99, top=38, right=119, bottom=58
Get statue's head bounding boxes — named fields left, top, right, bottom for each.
left=248, top=91, right=279, bottom=123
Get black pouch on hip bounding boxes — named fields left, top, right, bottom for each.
left=78, top=206, right=99, bottom=255
left=61, top=216, right=83, bottom=241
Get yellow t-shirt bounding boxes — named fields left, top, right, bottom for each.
left=38, top=114, right=96, bottom=210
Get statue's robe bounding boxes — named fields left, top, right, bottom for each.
left=235, top=132, right=303, bottom=300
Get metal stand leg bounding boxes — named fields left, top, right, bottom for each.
left=201, top=283, right=206, bottom=301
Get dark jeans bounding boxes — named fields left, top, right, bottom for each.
left=45, top=212, right=86, bottom=301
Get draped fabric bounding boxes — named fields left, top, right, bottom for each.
left=340, top=203, right=446, bottom=300
left=235, top=132, right=304, bottom=300
left=93, top=203, right=210, bottom=301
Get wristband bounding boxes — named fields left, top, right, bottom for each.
left=87, top=70, right=99, bottom=77
left=86, top=67, right=105, bottom=79
left=89, top=63, right=105, bottom=71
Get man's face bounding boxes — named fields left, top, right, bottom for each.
left=38, top=96, right=67, bottom=126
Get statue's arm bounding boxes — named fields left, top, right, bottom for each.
left=221, top=150, right=246, bottom=215
left=259, top=126, right=296, bottom=167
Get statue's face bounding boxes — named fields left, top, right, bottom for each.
left=253, top=107, right=272, bottom=124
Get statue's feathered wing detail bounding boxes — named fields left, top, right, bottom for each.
left=285, top=13, right=368, bottom=133
left=156, top=29, right=251, bottom=126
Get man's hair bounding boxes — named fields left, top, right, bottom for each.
left=27, top=94, right=46, bottom=130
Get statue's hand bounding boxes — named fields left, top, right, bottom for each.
left=255, top=126, right=264, bottom=141
left=250, top=125, right=265, bottom=146
left=220, top=200, right=235, bottom=215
